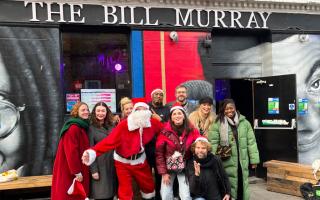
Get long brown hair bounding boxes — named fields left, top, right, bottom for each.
left=90, top=102, right=114, bottom=128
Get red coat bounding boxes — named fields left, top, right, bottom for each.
left=51, top=125, right=90, bottom=200
left=92, top=118, right=163, bottom=158
left=156, top=122, right=200, bottom=175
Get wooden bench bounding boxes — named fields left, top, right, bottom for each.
left=0, top=175, right=52, bottom=191
left=263, top=160, right=319, bottom=197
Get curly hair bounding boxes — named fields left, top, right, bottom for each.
left=191, top=140, right=212, bottom=154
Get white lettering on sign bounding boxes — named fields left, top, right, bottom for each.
left=23, top=1, right=271, bottom=29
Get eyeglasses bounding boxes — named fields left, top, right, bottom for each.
left=0, top=100, right=25, bottom=139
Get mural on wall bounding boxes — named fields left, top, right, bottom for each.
left=143, top=30, right=320, bottom=164
left=207, top=34, right=320, bottom=164
left=143, top=31, right=213, bottom=104
left=272, top=35, right=320, bottom=164
left=0, top=26, right=63, bottom=175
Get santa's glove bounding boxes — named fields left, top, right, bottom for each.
left=82, top=149, right=96, bottom=166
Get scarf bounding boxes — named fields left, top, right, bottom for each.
left=193, top=153, right=216, bottom=196
left=219, top=112, right=239, bottom=146
left=59, top=117, right=90, bottom=138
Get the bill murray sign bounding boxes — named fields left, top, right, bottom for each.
left=20, top=1, right=271, bottom=29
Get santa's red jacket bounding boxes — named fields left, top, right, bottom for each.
left=92, top=117, right=163, bottom=159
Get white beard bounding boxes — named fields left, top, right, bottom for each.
left=127, top=110, right=152, bottom=131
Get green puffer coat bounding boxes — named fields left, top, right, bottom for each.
left=208, top=114, right=260, bottom=200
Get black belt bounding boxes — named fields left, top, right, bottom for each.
left=125, top=152, right=144, bottom=160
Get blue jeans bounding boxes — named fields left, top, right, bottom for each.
left=160, top=173, right=191, bottom=200
left=194, top=198, right=206, bottom=200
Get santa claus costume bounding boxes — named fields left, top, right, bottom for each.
left=83, top=102, right=162, bottom=200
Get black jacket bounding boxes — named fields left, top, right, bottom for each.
left=187, top=153, right=231, bottom=200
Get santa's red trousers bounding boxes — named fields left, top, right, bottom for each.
left=114, top=160, right=155, bottom=200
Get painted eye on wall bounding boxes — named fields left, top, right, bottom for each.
left=309, top=78, right=320, bottom=92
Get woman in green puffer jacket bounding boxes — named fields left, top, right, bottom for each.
left=208, top=99, right=260, bottom=200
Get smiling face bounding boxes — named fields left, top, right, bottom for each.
left=95, top=105, right=107, bottom=122
left=175, top=86, right=187, bottom=104
left=224, top=103, right=236, bottom=118
left=199, top=103, right=212, bottom=115
left=171, top=109, right=185, bottom=126
left=194, top=142, right=208, bottom=159
left=123, top=103, right=133, bottom=118
left=0, top=55, right=24, bottom=173
left=78, top=104, right=89, bottom=120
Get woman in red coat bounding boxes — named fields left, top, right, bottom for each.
left=156, top=105, right=200, bottom=200
left=51, top=102, right=90, bottom=200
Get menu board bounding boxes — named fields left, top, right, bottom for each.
left=66, top=93, right=80, bottom=112
left=268, top=97, right=279, bottom=114
left=81, top=89, right=116, bottom=113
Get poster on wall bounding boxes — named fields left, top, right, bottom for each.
left=81, top=89, right=116, bottom=112
left=66, top=93, right=80, bottom=112
left=298, top=98, right=308, bottom=115
left=268, top=97, right=279, bottom=114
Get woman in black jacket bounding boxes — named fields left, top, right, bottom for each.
left=187, top=137, right=231, bottom=200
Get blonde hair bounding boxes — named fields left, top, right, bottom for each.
left=70, top=102, right=88, bottom=118
left=189, top=108, right=216, bottom=135
left=119, top=97, right=132, bottom=112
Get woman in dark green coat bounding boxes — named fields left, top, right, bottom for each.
left=208, top=99, right=260, bottom=200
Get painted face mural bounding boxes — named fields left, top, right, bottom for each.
left=0, top=54, right=24, bottom=175
left=201, top=34, right=320, bottom=164
left=0, top=26, right=63, bottom=175
left=272, top=35, right=320, bottom=164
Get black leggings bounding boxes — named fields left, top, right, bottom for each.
left=237, top=161, right=243, bottom=200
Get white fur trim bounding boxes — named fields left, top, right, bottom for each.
left=85, top=149, right=96, bottom=166
left=312, top=159, right=320, bottom=180
left=151, top=88, right=163, bottom=97
left=141, top=190, right=155, bottom=198
left=113, top=151, right=146, bottom=165
left=132, top=102, right=149, bottom=112
left=194, top=137, right=209, bottom=144
left=170, top=105, right=186, bottom=114
left=67, top=178, right=76, bottom=195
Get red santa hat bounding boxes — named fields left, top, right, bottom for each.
left=150, top=88, right=164, bottom=97
left=170, top=102, right=186, bottom=114
left=67, top=178, right=89, bottom=200
left=131, top=97, right=146, bottom=105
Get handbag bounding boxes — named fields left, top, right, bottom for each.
left=166, top=151, right=185, bottom=173
left=216, top=144, right=232, bottom=160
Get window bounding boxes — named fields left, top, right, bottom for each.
left=62, top=32, right=131, bottom=113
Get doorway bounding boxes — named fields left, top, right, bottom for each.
left=215, top=74, right=298, bottom=178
